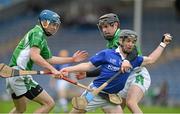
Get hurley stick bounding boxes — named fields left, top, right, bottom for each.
left=0, top=63, right=92, bottom=91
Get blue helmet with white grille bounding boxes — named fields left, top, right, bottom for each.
left=39, top=9, right=61, bottom=24
left=39, top=10, right=61, bottom=36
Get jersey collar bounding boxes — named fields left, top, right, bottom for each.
left=115, top=46, right=125, bottom=60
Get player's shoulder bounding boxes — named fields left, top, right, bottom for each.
left=100, top=48, right=115, bottom=53
left=30, top=25, right=44, bottom=37
left=97, top=48, right=114, bottom=55
left=137, top=55, right=143, bottom=59
left=95, top=48, right=114, bottom=56
left=133, top=55, right=144, bottom=63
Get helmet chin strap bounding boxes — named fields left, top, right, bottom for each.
left=44, top=31, right=52, bottom=36
left=39, top=21, right=53, bottom=36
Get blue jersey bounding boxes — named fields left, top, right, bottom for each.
left=89, top=48, right=143, bottom=93
left=55, top=64, right=70, bottom=70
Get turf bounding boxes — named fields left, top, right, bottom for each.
left=0, top=100, right=180, bottom=113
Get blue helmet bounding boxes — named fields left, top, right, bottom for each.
left=39, top=9, right=61, bottom=24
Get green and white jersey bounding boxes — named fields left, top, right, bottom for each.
left=9, top=25, right=52, bottom=70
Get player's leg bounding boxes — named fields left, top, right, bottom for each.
left=85, top=94, right=123, bottom=114
left=9, top=95, right=28, bottom=113
left=126, top=67, right=151, bottom=113
left=56, top=80, right=69, bottom=112
left=118, top=73, right=132, bottom=109
left=70, top=83, right=123, bottom=114
left=102, top=105, right=123, bottom=113
left=32, top=89, right=55, bottom=113
left=6, top=75, right=30, bottom=113
left=120, top=98, right=126, bottom=109
left=126, top=85, right=144, bottom=113
left=6, top=66, right=55, bottom=113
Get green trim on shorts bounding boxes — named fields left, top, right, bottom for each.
left=24, top=77, right=38, bottom=90
left=135, top=74, right=144, bottom=85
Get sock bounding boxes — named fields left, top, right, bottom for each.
left=59, top=98, right=68, bottom=112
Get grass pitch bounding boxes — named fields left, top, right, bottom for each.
left=0, top=100, right=180, bottom=113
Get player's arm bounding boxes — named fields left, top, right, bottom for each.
left=47, top=50, right=88, bottom=64
left=73, top=67, right=100, bottom=80
left=47, top=56, right=75, bottom=64
left=120, top=46, right=138, bottom=73
left=60, top=62, right=95, bottom=76
left=141, top=33, right=172, bottom=66
left=86, top=66, right=101, bottom=77
left=77, top=50, right=105, bottom=78
left=30, top=46, right=61, bottom=75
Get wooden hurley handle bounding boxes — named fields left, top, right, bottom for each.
left=92, top=71, right=121, bottom=95
left=19, top=70, right=50, bottom=76
left=0, top=63, right=46, bottom=77
left=62, top=76, right=92, bottom=91
left=92, top=82, right=108, bottom=95
left=19, top=70, right=39, bottom=76
left=77, top=83, right=93, bottom=92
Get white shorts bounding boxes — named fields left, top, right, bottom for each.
left=6, top=66, right=38, bottom=96
left=82, top=83, right=119, bottom=112
left=119, top=67, right=151, bottom=98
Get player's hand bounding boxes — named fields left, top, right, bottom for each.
left=51, top=69, right=63, bottom=79
left=162, top=33, right=172, bottom=45
left=75, top=71, right=87, bottom=80
left=53, top=74, right=64, bottom=79
left=42, top=68, right=52, bottom=74
left=120, top=60, right=132, bottom=73
left=60, top=68, right=69, bottom=77
left=72, top=50, right=88, bottom=62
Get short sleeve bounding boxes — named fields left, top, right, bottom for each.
left=131, top=56, right=143, bottom=68
left=89, top=51, right=105, bottom=67
left=40, top=42, right=52, bottom=59
left=29, top=31, right=43, bottom=49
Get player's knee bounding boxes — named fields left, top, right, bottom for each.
left=126, top=99, right=137, bottom=108
left=43, top=98, right=55, bottom=110
left=48, top=99, right=55, bottom=109
left=102, top=105, right=123, bottom=113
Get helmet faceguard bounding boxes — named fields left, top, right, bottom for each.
left=120, top=29, right=138, bottom=41
left=39, top=9, right=61, bottom=36
left=98, top=13, right=120, bottom=27
left=97, top=13, right=120, bottom=40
